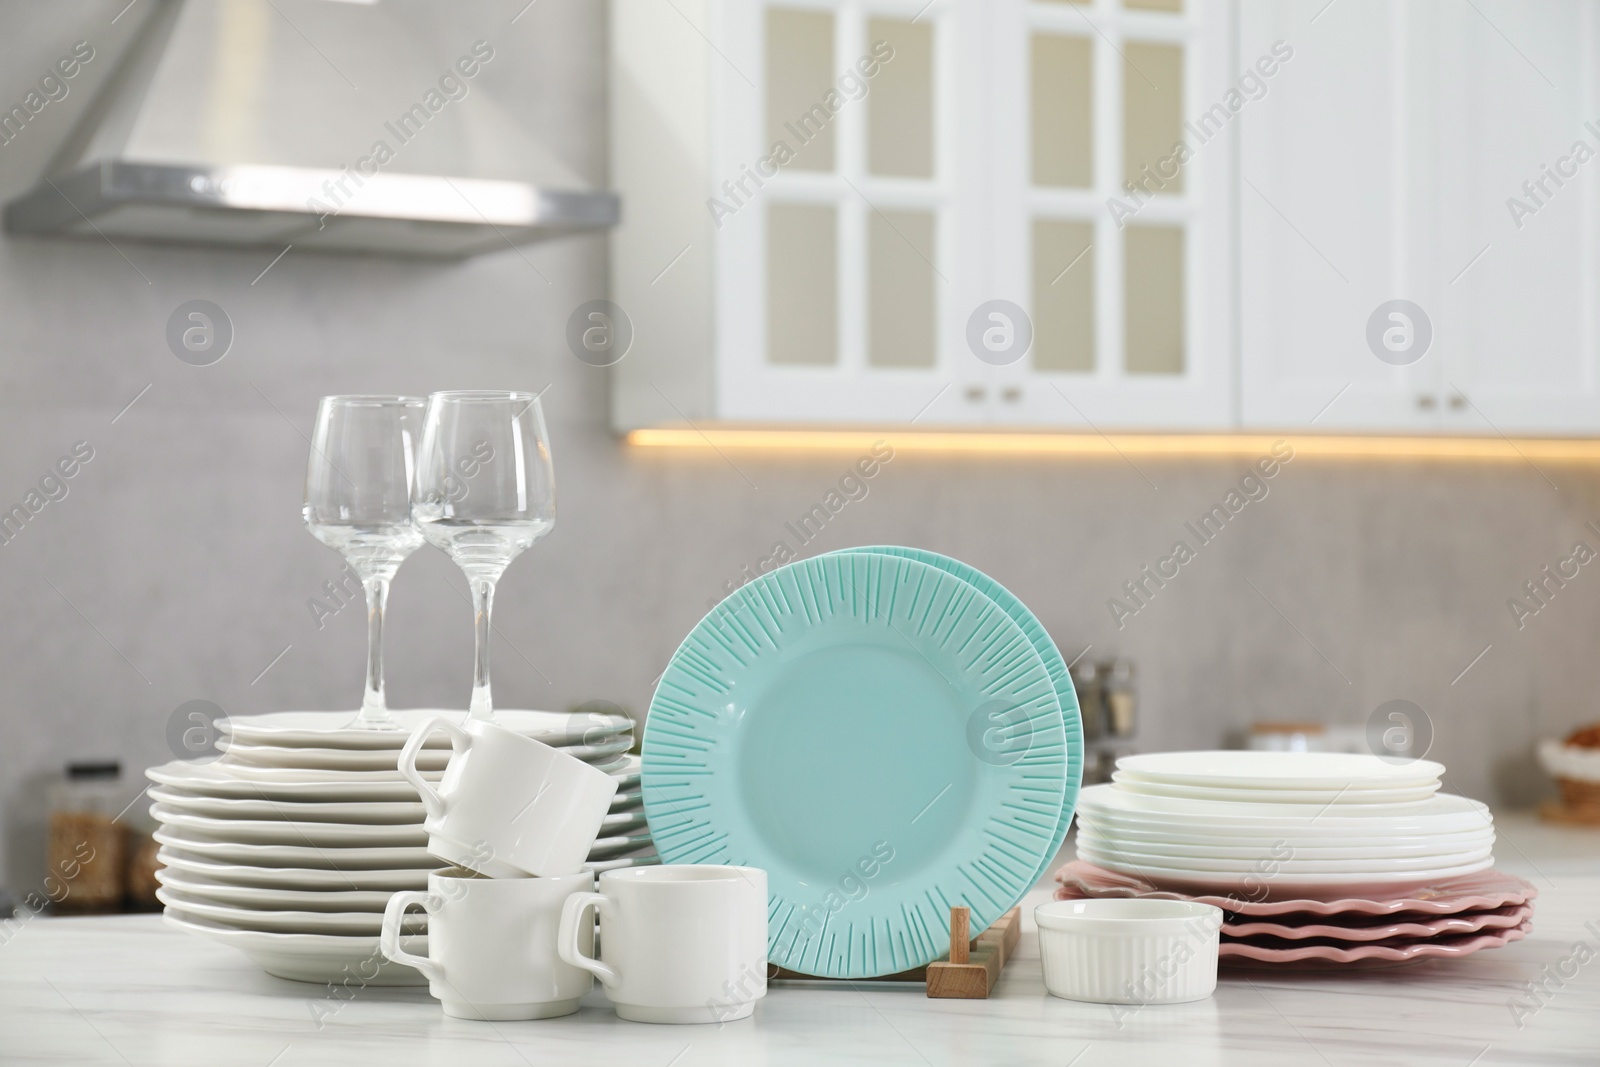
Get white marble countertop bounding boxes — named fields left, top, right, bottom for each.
left=2, top=814, right=1597, bottom=1067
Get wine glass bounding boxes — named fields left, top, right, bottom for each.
left=413, top=391, right=556, bottom=721
left=303, top=395, right=426, bottom=730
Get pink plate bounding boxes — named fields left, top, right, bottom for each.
left=1218, top=920, right=1531, bottom=964
left=1054, top=860, right=1538, bottom=917
left=1223, top=902, right=1533, bottom=941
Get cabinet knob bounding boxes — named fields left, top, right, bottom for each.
left=964, top=385, right=986, bottom=402
left=1416, top=395, right=1437, bottom=410
left=1001, top=386, right=1023, bottom=403
left=1448, top=394, right=1467, bottom=411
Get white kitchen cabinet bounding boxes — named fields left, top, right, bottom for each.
left=1240, top=0, right=1600, bottom=434
left=611, top=0, right=1237, bottom=431
left=615, top=0, right=1600, bottom=437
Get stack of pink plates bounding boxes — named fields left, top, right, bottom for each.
left=1055, top=860, right=1536, bottom=966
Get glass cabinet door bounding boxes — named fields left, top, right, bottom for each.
left=714, top=0, right=1233, bottom=428
left=981, top=0, right=1232, bottom=429
left=719, top=1, right=970, bottom=425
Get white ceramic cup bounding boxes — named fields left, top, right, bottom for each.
left=558, top=864, right=768, bottom=1024
left=398, top=715, right=618, bottom=878
left=380, top=867, right=595, bottom=1020
left=1035, top=898, right=1223, bottom=1005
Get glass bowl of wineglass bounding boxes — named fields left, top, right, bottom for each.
left=302, top=395, right=426, bottom=730
left=413, top=390, right=556, bottom=721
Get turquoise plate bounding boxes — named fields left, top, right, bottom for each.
left=642, top=552, right=1069, bottom=978
left=832, top=547, right=1084, bottom=890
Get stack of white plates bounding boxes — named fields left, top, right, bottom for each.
left=1075, top=751, right=1494, bottom=898
left=148, top=709, right=654, bottom=984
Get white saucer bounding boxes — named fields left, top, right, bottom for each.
left=218, top=744, right=452, bottom=772
left=153, top=828, right=438, bottom=869
left=148, top=762, right=429, bottom=801
left=149, top=805, right=429, bottom=847
left=157, top=849, right=432, bottom=891
left=146, top=786, right=427, bottom=824
left=587, top=831, right=654, bottom=858
left=220, top=708, right=633, bottom=750
left=214, top=764, right=442, bottom=786
left=163, top=909, right=429, bottom=985
left=219, top=735, right=632, bottom=770
left=156, top=867, right=398, bottom=911
left=157, top=887, right=424, bottom=935
left=586, top=851, right=661, bottom=873
left=148, top=779, right=642, bottom=817
left=598, top=754, right=642, bottom=791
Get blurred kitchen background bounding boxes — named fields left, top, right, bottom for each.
left=1, top=0, right=1597, bottom=903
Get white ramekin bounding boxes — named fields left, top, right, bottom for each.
left=1035, top=899, right=1223, bottom=1005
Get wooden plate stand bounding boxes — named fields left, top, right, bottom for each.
left=771, top=906, right=1022, bottom=999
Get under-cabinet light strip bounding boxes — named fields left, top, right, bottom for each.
left=624, top=429, right=1600, bottom=461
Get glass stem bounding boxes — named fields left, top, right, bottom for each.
left=359, top=575, right=391, bottom=723
left=469, top=576, right=497, bottom=721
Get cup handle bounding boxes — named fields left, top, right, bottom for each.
left=558, top=891, right=617, bottom=988
left=380, top=890, right=441, bottom=983
left=397, top=715, right=469, bottom=820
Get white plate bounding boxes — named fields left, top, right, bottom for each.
left=1076, top=834, right=1494, bottom=873
left=158, top=849, right=432, bottom=891
left=146, top=786, right=427, bottom=824
left=1068, top=812, right=1491, bottom=844
left=158, top=887, right=424, bottom=935
left=163, top=909, right=428, bottom=985
left=594, top=753, right=642, bottom=790
left=586, top=851, right=660, bottom=872
left=220, top=708, right=633, bottom=750
left=596, top=810, right=649, bottom=835
left=1077, top=784, right=1493, bottom=829
left=211, top=763, right=443, bottom=786
left=587, top=831, right=654, bottom=858
left=218, top=744, right=453, bottom=772
left=219, top=735, right=633, bottom=770
left=154, top=828, right=439, bottom=870
left=1073, top=819, right=1494, bottom=856
left=148, top=782, right=643, bottom=819
left=148, top=761, right=429, bottom=801
left=156, top=867, right=398, bottom=911
left=1109, top=773, right=1441, bottom=805
left=1084, top=854, right=1496, bottom=897
left=149, top=805, right=429, bottom=847
left=1114, top=751, right=1446, bottom=790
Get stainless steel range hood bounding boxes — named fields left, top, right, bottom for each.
left=3, top=0, right=618, bottom=257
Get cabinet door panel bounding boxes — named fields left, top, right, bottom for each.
left=1436, top=0, right=1600, bottom=434
left=1240, top=0, right=1438, bottom=430
left=1243, top=0, right=1600, bottom=435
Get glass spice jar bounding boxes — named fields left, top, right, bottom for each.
left=47, top=762, right=127, bottom=913
left=1101, top=659, right=1137, bottom=738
